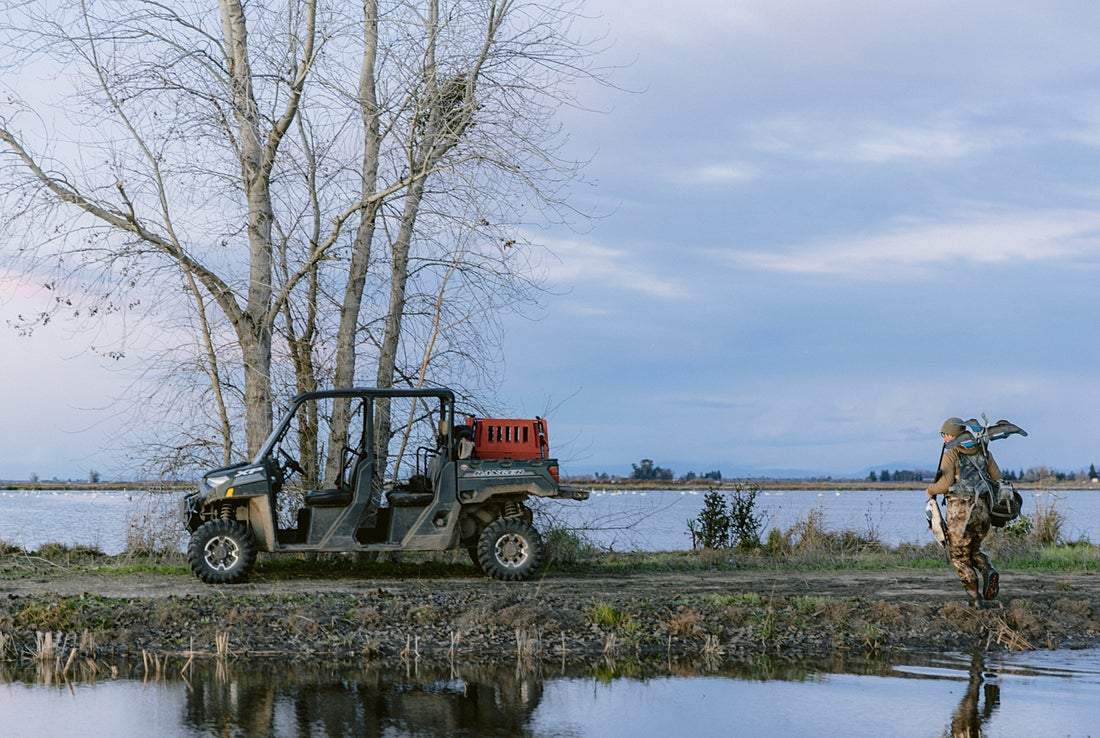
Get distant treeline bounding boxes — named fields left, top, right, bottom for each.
left=580, top=459, right=1100, bottom=485
left=873, top=465, right=1100, bottom=484
left=868, top=470, right=929, bottom=482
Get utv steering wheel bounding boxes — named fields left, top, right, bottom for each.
left=277, top=448, right=304, bottom=478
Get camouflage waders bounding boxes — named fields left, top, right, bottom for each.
left=945, top=495, right=996, bottom=604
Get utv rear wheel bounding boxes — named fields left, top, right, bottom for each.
left=188, top=519, right=256, bottom=584
left=477, top=518, right=543, bottom=581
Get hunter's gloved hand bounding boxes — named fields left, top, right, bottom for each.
left=925, top=488, right=937, bottom=499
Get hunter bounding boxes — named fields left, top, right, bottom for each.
left=926, top=417, right=1001, bottom=608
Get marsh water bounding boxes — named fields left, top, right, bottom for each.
left=1, top=487, right=1098, bottom=554
left=1, top=649, right=1099, bottom=737
left=3, top=491, right=1099, bottom=736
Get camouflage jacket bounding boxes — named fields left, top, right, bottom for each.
left=926, top=445, right=1001, bottom=497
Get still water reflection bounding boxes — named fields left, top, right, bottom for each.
left=1, top=649, right=1098, bottom=737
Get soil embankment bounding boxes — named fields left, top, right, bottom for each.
left=2, top=565, right=1098, bottom=662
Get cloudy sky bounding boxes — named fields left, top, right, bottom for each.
left=4, top=0, right=1100, bottom=478
left=495, top=0, right=1100, bottom=476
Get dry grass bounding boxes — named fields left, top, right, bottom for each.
left=514, top=628, right=538, bottom=661
left=214, top=631, right=231, bottom=659
left=33, top=631, right=58, bottom=662
left=990, top=616, right=1033, bottom=651
left=666, top=608, right=703, bottom=637
left=1031, top=501, right=1065, bottom=546
left=701, top=634, right=724, bottom=658
left=782, top=509, right=884, bottom=556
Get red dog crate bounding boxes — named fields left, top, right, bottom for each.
left=470, top=417, right=550, bottom=460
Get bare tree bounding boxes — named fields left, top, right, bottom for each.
left=1, top=0, right=604, bottom=477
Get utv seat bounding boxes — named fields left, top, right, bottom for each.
left=305, top=488, right=352, bottom=507
left=387, top=491, right=434, bottom=507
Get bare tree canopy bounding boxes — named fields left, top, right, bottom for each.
left=0, top=0, right=607, bottom=478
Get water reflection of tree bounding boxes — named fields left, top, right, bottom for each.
left=180, top=662, right=544, bottom=737
left=944, top=651, right=999, bottom=738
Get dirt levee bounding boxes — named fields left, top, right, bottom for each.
left=2, top=565, right=1098, bottom=661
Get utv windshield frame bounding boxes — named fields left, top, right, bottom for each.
left=253, top=387, right=457, bottom=466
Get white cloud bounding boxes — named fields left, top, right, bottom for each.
left=562, top=304, right=613, bottom=317
left=532, top=235, right=686, bottom=299
left=753, top=117, right=1007, bottom=165
left=684, top=162, right=758, bottom=185
left=723, top=210, right=1100, bottom=276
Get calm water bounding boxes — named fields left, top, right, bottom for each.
left=548, top=487, right=1100, bottom=551
left=1, top=649, right=1098, bottom=737
left=1, top=488, right=1099, bottom=554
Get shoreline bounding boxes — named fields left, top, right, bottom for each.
left=2, top=555, right=1098, bottom=663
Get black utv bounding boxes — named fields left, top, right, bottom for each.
left=181, top=387, right=586, bottom=583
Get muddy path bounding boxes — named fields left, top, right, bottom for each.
left=2, top=567, right=1098, bottom=604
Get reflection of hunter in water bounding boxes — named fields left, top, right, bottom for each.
left=182, top=663, right=544, bottom=737
left=944, top=651, right=1000, bottom=738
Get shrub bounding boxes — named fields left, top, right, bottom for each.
left=688, top=489, right=731, bottom=549
left=687, top=484, right=765, bottom=550
left=542, top=525, right=597, bottom=566
left=729, top=485, right=765, bottom=550
left=765, top=527, right=789, bottom=555
left=1003, top=514, right=1033, bottom=539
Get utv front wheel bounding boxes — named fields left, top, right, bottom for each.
left=477, top=518, right=543, bottom=581
left=188, top=519, right=257, bottom=584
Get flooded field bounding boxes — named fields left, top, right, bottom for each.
left=1, top=487, right=1097, bottom=554
left=1, top=649, right=1098, bottom=737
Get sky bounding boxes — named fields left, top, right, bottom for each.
left=4, top=1, right=1100, bottom=479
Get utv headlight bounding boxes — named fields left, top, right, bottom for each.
left=206, top=475, right=231, bottom=488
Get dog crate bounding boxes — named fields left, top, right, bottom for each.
left=471, top=417, right=550, bottom=460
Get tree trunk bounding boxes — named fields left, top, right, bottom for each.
left=220, top=0, right=279, bottom=455
left=325, top=0, right=383, bottom=485
left=372, top=177, right=427, bottom=480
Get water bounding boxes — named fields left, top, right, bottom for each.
left=544, top=487, right=1100, bottom=551
left=1, top=649, right=1098, bottom=737
left=0, top=489, right=178, bottom=555
left=1, top=488, right=1099, bottom=554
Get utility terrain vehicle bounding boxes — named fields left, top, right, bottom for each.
left=181, top=387, right=586, bottom=583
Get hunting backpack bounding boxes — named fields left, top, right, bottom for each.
left=952, top=449, right=1023, bottom=527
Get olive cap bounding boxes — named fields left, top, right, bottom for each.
left=940, top=417, right=966, bottom=435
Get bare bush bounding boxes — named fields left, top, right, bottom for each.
left=1031, top=500, right=1064, bottom=546
left=783, top=508, right=883, bottom=555
left=125, top=493, right=185, bottom=558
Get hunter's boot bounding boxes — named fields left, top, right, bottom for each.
left=964, top=566, right=992, bottom=610
left=967, top=586, right=992, bottom=610
left=981, top=566, right=1000, bottom=602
